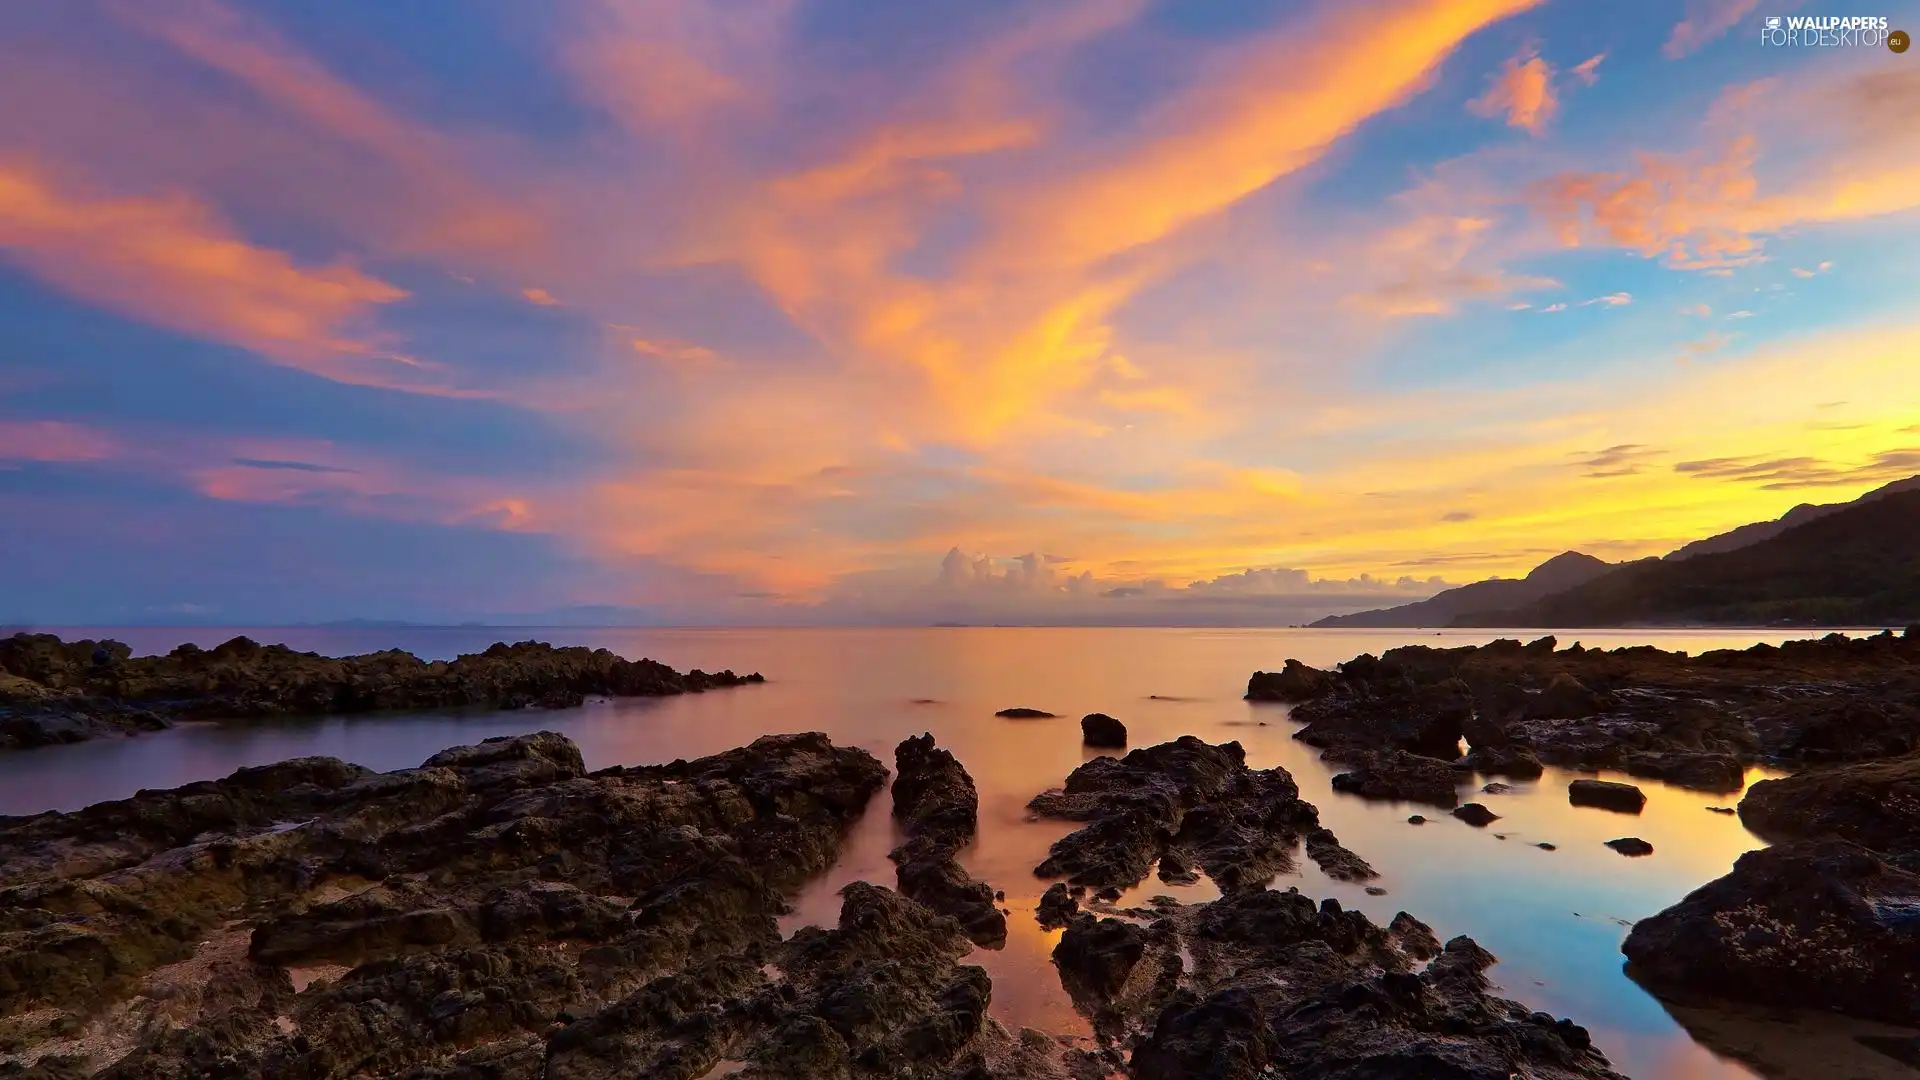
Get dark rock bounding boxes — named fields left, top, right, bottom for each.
left=1623, top=840, right=1920, bottom=1024
left=1739, top=751, right=1920, bottom=858
left=1524, top=673, right=1605, bottom=720
left=0, top=634, right=762, bottom=752
left=1303, top=828, right=1378, bottom=882
left=1244, top=659, right=1332, bottom=703
left=1054, top=915, right=1145, bottom=1005
left=1536, top=842, right=1557, bottom=850
left=1407, top=815, right=1426, bottom=824
left=1290, top=680, right=1470, bottom=760
left=1328, top=748, right=1463, bottom=808
left=1458, top=744, right=1545, bottom=780
left=995, top=707, right=1057, bottom=719
left=1451, top=803, right=1500, bottom=827
left=1605, top=837, right=1653, bottom=856
left=1029, top=737, right=1319, bottom=893
left=1080, top=713, right=1127, bottom=748
left=1036, top=883, right=1079, bottom=930
left=888, top=734, right=1007, bottom=948
left=1094, top=887, right=1122, bottom=903
left=1568, top=779, right=1647, bottom=814
left=1482, top=782, right=1514, bottom=795
left=0, top=731, right=975, bottom=1078
left=1623, top=752, right=1746, bottom=793
left=1364, top=885, right=1387, bottom=896
left=1706, top=806, right=1737, bottom=815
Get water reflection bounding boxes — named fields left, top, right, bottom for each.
left=6, top=625, right=1898, bottom=1078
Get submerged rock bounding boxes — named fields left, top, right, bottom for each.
left=1623, top=840, right=1920, bottom=1025
left=1303, top=828, right=1378, bottom=882
left=1568, top=779, right=1647, bottom=814
left=1080, top=713, right=1128, bottom=748
left=1451, top=803, right=1500, bottom=828
left=889, top=734, right=1007, bottom=948
left=0, top=634, right=763, bottom=752
left=1604, top=837, right=1654, bottom=857
left=995, top=707, right=1057, bottom=719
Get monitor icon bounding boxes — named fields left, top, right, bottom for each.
left=1766, top=16, right=1781, bottom=29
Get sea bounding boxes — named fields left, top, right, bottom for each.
left=4, top=625, right=1914, bottom=1080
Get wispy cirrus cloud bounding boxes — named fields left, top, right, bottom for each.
left=1468, top=46, right=1557, bottom=135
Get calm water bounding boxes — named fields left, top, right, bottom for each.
left=3, top=626, right=1908, bottom=1079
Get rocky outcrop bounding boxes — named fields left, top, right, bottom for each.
left=1458, top=744, right=1545, bottom=780
left=1452, top=803, right=1500, bottom=827
left=1035, top=883, right=1078, bottom=930
left=0, top=731, right=1077, bottom=1078
left=1079, top=713, right=1127, bottom=748
left=0, top=634, right=764, bottom=752
left=1623, top=840, right=1920, bottom=1025
left=888, top=734, right=1007, bottom=948
left=1244, top=660, right=1332, bottom=703
left=1256, top=629, right=1920, bottom=778
left=1303, top=829, right=1377, bottom=882
left=995, top=707, right=1056, bottom=719
left=1068, top=890, right=1625, bottom=1080
left=1739, top=751, right=1920, bottom=859
left=1604, top=838, right=1653, bottom=857
left=1027, top=737, right=1320, bottom=894
left=1568, top=780, right=1646, bottom=814
left=1327, top=749, right=1464, bottom=808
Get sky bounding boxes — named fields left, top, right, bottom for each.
left=1, top=0, right=1918, bottom=626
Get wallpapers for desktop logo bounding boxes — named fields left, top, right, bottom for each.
left=1759, top=14, right=1907, bottom=50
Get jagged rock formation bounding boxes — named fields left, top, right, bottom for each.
left=889, top=734, right=1007, bottom=948
left=0, top=634, right=763, bottom=752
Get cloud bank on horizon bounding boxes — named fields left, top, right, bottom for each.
left=1, top=0, right=1917, bottom=625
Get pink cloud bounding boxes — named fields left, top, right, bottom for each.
left=0, top=420, right=118, bottom=462
left=1469, top=49, right=1558, bottom=135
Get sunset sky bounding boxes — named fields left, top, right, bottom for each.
left=2, top=0, right=1917, bottom=625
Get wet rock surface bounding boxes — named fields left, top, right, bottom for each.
left=1326, top=748, right=1464, bottom=808
left=1057, top=892, right=1624, bottom=1080
left=1079, top=714, right=1127, bottom=749
left=1302, top=828, right=1377, bottom=882
left=1624, top=840, right=1920, bottom=1025
left=1568, top=780, right=1647, bottom=814
left=0, top=634, right=764, bottom=753
left=889, top=734, right=1008, bottom=948
left=1252, top=629, right=1920, bottom=777
left=0, top=731, right=1065, bottom=1078
left=1026, top=737, right=1320, bottom=894
left=1739, top=751, right=1920, bottom=859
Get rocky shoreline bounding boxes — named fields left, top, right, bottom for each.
left=0, top=724, right=1632, bottom=1079
left=0, top=634, right=764, bottom=753
left=1251, top=629, right=1920, bottom=1053
left=2, top=628, right=1915, bottom=1077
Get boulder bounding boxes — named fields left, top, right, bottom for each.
left=1523, top=673, right=1605, bottom=721
left=1458, top=744, right=1546, bottom=780
left=1244, top=660, right=1332, bottom=703
left=1081, top=712, right=1128, bottom=748
left=1036, top=883, right=1079, bottom=929
left=995, top=707, right=1057, bottom=719
left=1739, top=751, right=1920, bottom=857
left=1568, top=779, right=1646, bottom=814
left=1623, top=840, right=1920, bottom=1024
left=1623, top=752, right=1746, bottom=793
left=1327, top=749, right=1463, bottom=808
left=1604, top=837, right=1653, bottom=857
left=1452, top=803, right=1500, bottom=828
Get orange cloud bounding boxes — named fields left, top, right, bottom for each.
left=989, top=0, right=1547, bottom=271
left=0, top=420, right=118, bottom=462
left=1469, top=49, right=1558, bottom=135
left=523, top=287, right=562, bottom=306
left=1570, top=53, right=1605, bottom=86
left=0, top=162, right=473, bottom=393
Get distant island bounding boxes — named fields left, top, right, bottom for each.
left=1313, top=476, right=1920, bottom=629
